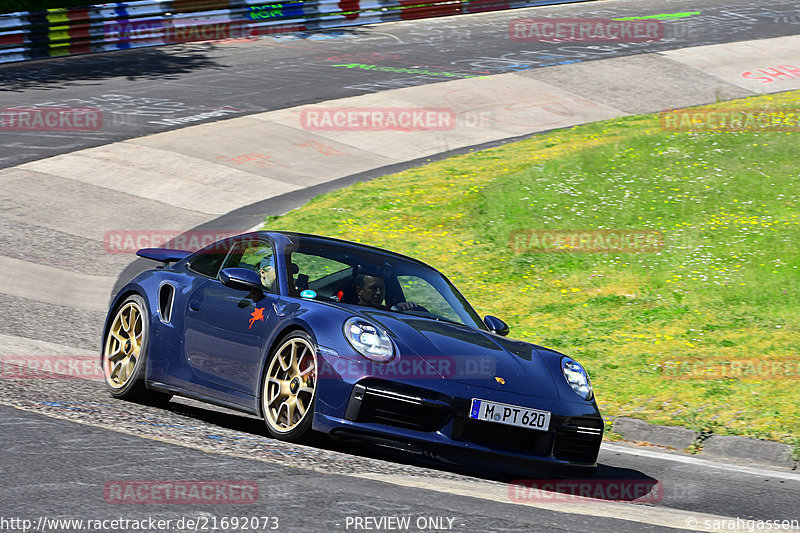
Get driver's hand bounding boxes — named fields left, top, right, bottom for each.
left=395, top=301, right=417, bottom=311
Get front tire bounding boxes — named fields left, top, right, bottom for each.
left=261, top=331, right=317, bottom=442
left=103, top=294, right=170, bottom=405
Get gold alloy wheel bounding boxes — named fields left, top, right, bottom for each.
left=104, top=301, right=144, bottom=389
left=263, top=336, right=317, bottom=434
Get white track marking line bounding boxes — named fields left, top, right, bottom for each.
left=351, top=472, right=740, bottom=532
left=4, top=402, right=798, bottom=532
left=602, top=443, right=800, bottom=481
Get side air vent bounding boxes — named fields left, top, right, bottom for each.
left=158, top=283, right=175, bottom=324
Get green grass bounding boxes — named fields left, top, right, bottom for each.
left=264, top=91, right=800, bottom=445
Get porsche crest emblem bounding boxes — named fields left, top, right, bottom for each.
left=495, top=376, right=505, bottom=385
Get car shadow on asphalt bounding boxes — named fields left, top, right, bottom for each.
left=0, top=48, right=222, bottom=92
left=161, top=398, right=661, bottom=504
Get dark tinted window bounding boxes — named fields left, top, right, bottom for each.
left=187, top=240, right=232, bottom=278
left=285, top=236, right=486, bottom=329
left=222, top=239, right=278, bottom=293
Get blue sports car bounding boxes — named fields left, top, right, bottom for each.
left=102, top=231, right=603, bottom=475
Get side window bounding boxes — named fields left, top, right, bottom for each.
left=397, top=275, right=460, bottom=322
left=289, top=252, right=351, bottom=298
left=187, top=241, right=232, bottom=278
left=222, top=239, right=277, bottom=293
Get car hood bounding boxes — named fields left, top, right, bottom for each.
left=360, top=310, right=560, bottom=401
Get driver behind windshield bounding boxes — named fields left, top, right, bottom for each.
left=355, top=274, right=416, bottom=311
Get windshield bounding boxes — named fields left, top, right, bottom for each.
left=283, top=235, right=486, bottom=330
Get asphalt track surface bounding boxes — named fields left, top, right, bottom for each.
left=2, top=0, right=800, bottom=169
left=2, top=0, right=800, bottom=531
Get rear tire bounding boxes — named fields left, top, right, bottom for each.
left=102, top=294, right=170, bottom=405
left=261, top=331, right=317, bottom=442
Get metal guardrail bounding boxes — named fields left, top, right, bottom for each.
left=0, top=0, right=594, bottom=64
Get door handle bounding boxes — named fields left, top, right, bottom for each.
left=189, top=301, right=202, bottom=312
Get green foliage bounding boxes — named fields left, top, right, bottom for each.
left=262, top=91, right=800, bottom=444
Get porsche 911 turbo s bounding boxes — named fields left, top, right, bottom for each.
left=102, top=231, right=603, bottom=476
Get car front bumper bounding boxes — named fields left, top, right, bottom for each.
left=313, top=378, right=603, bottom=475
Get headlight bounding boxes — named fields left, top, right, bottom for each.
left=343, top=318, right=394, bottom=363
left=561, top=357, right=593, bottom=400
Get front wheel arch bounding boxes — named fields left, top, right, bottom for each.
left=257, top=323, right=312, bottom=409
left=260, top=329, right=319, bottom=442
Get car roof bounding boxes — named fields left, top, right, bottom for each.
left=255, top=230, right=433, bottom=268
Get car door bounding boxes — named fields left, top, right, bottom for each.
left=183, top=237, right=281, bottom=397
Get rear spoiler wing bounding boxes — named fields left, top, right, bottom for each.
left=136, top=248, right=192, bottom=263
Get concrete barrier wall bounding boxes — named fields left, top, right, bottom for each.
left=0, top=0, right=595, bottom=64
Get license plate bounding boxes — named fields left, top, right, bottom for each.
left=468, top=399, right=551, bottom=431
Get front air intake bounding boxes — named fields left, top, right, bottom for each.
left=346, top=384, right=450, bottom=432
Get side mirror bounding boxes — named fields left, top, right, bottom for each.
left=220, top=268, right=263, bottom=292
left=484, top=315, right=509, bottom=336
